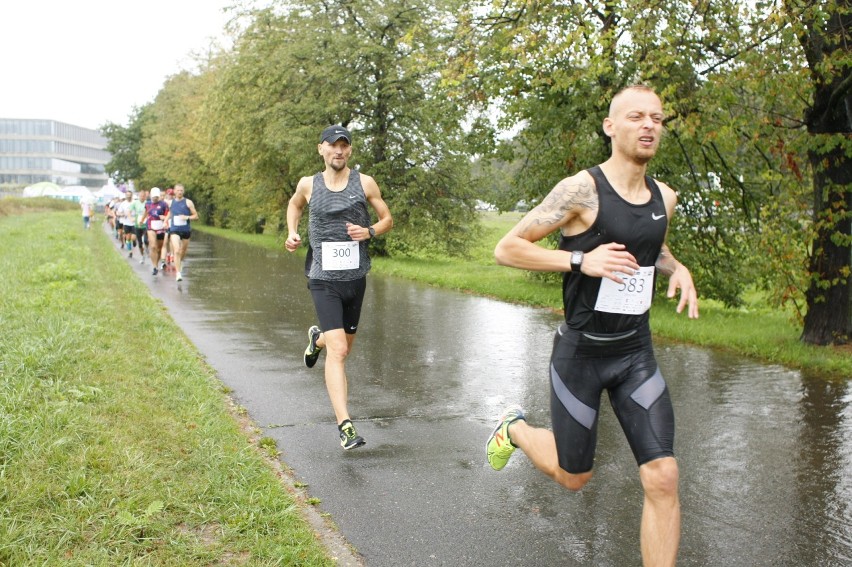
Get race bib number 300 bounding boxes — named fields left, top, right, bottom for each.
left=594, top=266, right=655, bottom=315
left=322, top=241, right=360, bottom=271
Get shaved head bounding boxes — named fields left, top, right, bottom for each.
left=609, top=85, right=659, bottom=118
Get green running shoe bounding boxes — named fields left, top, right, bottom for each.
left=304, top=325, right=323, bottom=368
left=486, top=406, right=525, bottom=470
left=339, top=420, right=366, bottom=450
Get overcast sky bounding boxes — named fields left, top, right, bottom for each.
left=0, top=0, right=239, bottom=130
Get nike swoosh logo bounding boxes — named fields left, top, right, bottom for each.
left=349, top=195, right=357, bottom=199
left=652, top=213, right=666, bottom=220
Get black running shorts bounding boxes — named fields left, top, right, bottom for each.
left=308, top=277, right=367, bottom=335
left=549, top=324, right=674, bottom=474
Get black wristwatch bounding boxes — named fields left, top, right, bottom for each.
left=368, top=226, right=376, bottom=238
left=570, top=250, right=584, bottom=272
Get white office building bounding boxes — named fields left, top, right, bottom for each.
left=0, top=118, right=110, bottom=189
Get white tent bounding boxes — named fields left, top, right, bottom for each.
left=22, top=181, right=61, bottom=197
left=95, top=184, right=123, bottom=200
left=43, top=185, right=95, bottom=203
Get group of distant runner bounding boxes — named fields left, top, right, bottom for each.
left=102, top=184, right=198, bottom=282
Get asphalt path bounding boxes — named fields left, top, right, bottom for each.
left=116, top=228, right=771, bottom=567
left=117, top=230, right=608, bottom=567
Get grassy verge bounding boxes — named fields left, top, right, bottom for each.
left=0, top=211, right=336, bottom=565
left=198, top=212, right=850, bottom=379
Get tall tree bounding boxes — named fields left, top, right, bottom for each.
left=455, top=0, right=850, bottom=343
left=204, top=0, right=484, bottom=254
left=453, top=0, right=783, bottom=305
left=101, top=105, right=151, bottom=185
left=792, top=0, right=851, bottom=345
left=201, top=7, right=335, bottom=232
left=139, top=67, right=223, bottom=221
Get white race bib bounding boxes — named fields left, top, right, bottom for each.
left=150, top=219, right=165, bottom=230
left=173, top=216, right=187, bottom=226
left=321, top=241, right=359, bottom=271
left=594, top=266, right=655, bottom=315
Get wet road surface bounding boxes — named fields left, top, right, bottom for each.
left=120, top=230, right=852, bottom=567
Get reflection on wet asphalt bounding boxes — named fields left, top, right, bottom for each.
left=125, top=230, right=852, bottom=567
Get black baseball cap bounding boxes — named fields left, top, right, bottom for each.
left=319, top=125, right=351, bottom=144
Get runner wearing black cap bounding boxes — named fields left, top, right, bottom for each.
left=285, top=125, right=393, bottom=450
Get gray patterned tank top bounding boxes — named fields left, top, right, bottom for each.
left=307, top=169, right=371, bottom=280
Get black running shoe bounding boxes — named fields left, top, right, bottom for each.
left=339, top=421, right=366, bottom=450
left=303, top=325, right=323, bottom=368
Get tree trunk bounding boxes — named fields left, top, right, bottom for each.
left=798, top=3, right=852, bottom=346
left=802, top=143, right=852, bottom=345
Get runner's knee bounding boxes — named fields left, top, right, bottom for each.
left=554, top=468, right=593, bottom=492
left=324, top=333, right=351, bottom=359
left=639, top=457, right=679, bottom=499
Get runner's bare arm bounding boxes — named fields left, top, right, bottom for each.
left=186, top=200, right=199, bottom=221
left=655, top=181, right=699, bottom=318
left=495, top=174, right=638, bottom=280
left=347, top=173, right=392, bottom=241
left=285, top=177, right=312, bottom=252
left=495, top=174, right=593, bottom=271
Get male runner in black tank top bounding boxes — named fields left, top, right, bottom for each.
left=486, top=85, right=698, bottom=567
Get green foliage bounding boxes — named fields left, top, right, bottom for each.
left=138, top=65, right=226, bottom=221
left=197, top=0, right=483, bottom=255
left=456, top=0, right=848, bottom=320
left=790, top=0, right=852, bottom=344
left=200, top=9, right=315, bottom=232
left=97, top=0, right=850, bottom=340
left=102, top=105, right=151, bottom=183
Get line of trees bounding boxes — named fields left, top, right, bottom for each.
left=102, top=0, right=850, bottom=346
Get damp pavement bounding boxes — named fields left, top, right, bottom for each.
left=118, top=229, right=852, bottom=567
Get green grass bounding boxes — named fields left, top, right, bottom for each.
left=0, top=211, right=336, bottom=565
left=0, top=196, right=79, bottom=216
left=199, top=210, right=851, bottom=379
left=197, top=224, right=285, bottom=252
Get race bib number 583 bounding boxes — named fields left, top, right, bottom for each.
left=322, top=241, right=359, bottom=271
left=594, top=266, right=655, bottom=315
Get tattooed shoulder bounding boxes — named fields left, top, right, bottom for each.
left=516, top=177, right=599, bottom=235
left=544, top=177, right=598, bottom=213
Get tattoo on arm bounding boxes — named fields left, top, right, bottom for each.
left=516, top=179, right=598, bottom=239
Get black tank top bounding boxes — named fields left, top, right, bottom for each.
left=558, top=166, right=668, bottom=333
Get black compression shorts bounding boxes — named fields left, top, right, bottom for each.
left=549, top=324, right=674, bottom=474
left=308, top=277, right=367, bottom=334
